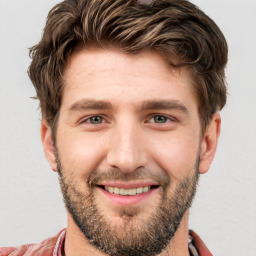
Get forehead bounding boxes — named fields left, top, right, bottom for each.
left=62, top=47, right=197, bottom=110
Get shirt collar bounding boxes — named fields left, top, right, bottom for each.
left=53, top=229, right=66, bottom=256
left=53, top=229, right=204, bottom=256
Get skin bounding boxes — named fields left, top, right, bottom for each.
left=41, top=48, right=221, bottom=256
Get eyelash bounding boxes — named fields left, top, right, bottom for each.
left=148, top=115, right=175, bottom=124
left=79, top=115, right=105, bottom=125
left=79, top=114, right=176, bottom=125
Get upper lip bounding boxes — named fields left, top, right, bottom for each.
left=98, top=181, right=159, bottom=189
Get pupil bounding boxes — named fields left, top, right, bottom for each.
left=154, top=116, right=166, bottom=123
left=90, top=116, right=102, bottom=124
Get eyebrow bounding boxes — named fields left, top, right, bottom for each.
left=141, top=99, right=189, bottom=113
left=68, top=98, right=189, bottom=114
left=68, top=99, right=113, bottom=112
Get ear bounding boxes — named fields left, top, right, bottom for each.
left=41, top=119, right=57, bottom=172
left=199, top=113, right=221, bottom=174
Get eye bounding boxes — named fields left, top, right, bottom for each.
left=150, top=115, right=171, bottom=124
left=82, top=116, right=104, bottom=125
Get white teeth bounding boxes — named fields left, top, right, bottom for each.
left=129, top=188, right=137, bottom=195
left=113, top=187, right=120, bottom=194
left=136, top=187, right=143, bottom=194
left=108, top=187, right=114, bottom=193
left=104, top=186, right=151, bottom=195
left=143, top=186, right=149, bottom=193
left=120, top=188, right=126, bottom=195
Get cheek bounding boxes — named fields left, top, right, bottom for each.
left=56, top=131, right=107, bottom=174
left=148, top=132, right=199, bottom=180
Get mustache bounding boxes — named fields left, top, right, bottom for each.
left=86, top=168, right=170, bottom=188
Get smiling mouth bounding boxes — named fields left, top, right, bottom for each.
left=98, top=185, right=159, bottom=196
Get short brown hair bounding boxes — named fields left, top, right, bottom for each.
left=28, top=0, right=228, bottom=133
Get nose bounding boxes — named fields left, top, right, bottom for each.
left=106, top=120, right=147, bottom=173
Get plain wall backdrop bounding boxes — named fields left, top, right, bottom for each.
left=0, top=0, right=256, bottom=255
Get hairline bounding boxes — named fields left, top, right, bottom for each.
left=50, top=45, right=210, bottom=141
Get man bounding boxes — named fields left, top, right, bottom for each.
left=0, top=0, right=227, bottom=255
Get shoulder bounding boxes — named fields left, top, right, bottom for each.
left=0, top=230, right=64, bottom=256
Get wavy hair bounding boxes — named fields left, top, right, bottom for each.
left=28, top=0, right=228, bottom=133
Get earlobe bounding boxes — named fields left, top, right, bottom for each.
left=41, top=119, right=57, bottom=172
left=199, top=113, right=221, bottom=174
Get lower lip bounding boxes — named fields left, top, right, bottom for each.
left=98, top=187, right=157, bottom=206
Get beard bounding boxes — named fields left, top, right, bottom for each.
left=56, top=152, right=200, bottom=256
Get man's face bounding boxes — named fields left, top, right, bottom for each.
left=53, top=48, right=203, bottom=256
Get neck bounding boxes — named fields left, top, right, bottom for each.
left=65, top=214, right=106, bottom=256
left=158, top=210, right=190, bottom=256
left=65, top=211, right=190, bottom=256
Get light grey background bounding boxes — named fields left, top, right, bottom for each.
left=0, top=0, right=256, bottom=255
